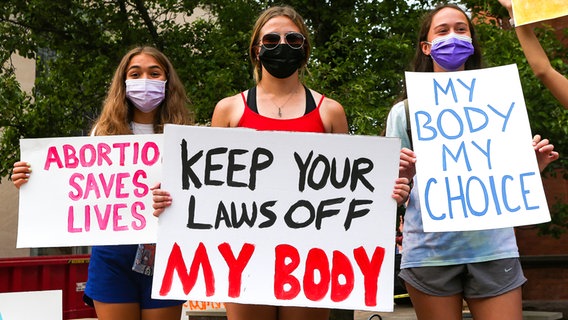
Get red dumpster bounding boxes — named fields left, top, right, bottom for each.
left=0, top=254, right=96, bottom=319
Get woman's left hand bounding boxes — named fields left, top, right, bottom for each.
left=392, top=177, right=411, bottom=206
left=151, top=183, right=172, bottom=217
left=533, top=134, right=559, bottom=172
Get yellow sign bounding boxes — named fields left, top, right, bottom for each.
left=513, top=0, right=568, bottom=26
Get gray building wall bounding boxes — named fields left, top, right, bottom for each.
left=0, top=54, right=35, bottom=258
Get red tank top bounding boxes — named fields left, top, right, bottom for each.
left=237, top=86, right=326, bottom=133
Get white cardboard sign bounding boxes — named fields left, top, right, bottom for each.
left=152, top=125, right=401, bottom=312
left=405, top=64, right=550, bottom=232
left=0, top=290, right=62, bottom=320
left=17, top=134, right=162, bottom=247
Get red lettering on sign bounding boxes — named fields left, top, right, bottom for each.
left=353, top=246, right=385, bottom=307
left=330, top=250, right=354, bottom=302
left=303, top=248, right=330, bottom=301
left=218, top=242, right=255, bottom=298
left=274, top=244, right=301, bottom=300
left=160, top=242, right=215, bottom=297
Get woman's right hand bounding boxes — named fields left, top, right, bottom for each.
left=399, top=148, right=417, bottom=182
left=11, top=161, right=31, bottom=189
left=151, top=183, right=172, bottom=217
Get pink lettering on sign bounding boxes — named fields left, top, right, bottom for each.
left=67, top=202, right=147, bottom=233
left=44, top=141, right=160, bottom=170
left=68, top=170, right=149, bottom=201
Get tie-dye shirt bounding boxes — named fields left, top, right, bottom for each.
left=386, top=100, right=519, bottom=268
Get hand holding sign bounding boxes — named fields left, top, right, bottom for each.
left=16, top=134, right=164, bottom=247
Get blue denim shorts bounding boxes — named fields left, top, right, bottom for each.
left=398, top=258, right=526, bottom=298
left=84, top=245, right=185, bottom=309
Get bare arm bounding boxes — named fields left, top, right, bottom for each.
left=515, top=25, right=568, bottom=108
left=499, top=0, right=568, bottom=108
left=319, top=96, right=349, bottom=134
left=211, top=94, right=244, bottom=128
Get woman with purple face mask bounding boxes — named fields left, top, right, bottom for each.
left=385, top=4, right=559, bottom=320
left=11, top=46, right=193, bottom=320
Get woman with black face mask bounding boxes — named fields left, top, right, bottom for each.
left=152, top=5, right=412, bottom=320
left=211, top=5, right=349, bottom=133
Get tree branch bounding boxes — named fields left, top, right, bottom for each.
left=132, top=0, right=163, bottom=50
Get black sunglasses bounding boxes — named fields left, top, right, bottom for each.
left=260, top=32, right=305, bottom=50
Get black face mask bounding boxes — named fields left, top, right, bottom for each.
left=259, top=44, right=305, bottom=79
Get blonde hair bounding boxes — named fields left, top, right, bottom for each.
left=249, top=6, right=311, bottom=83
left=92, top=46, right=193, bottom=135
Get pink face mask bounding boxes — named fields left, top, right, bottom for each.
left=125, top=79, right=166, bottom=113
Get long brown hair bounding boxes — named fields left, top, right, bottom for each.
left=248, top=5, right=311, bottom=83
left=92, top=46, right=193, bottom=135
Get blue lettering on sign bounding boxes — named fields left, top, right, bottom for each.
left=433, top=78, right=476, bottom=105
left=487, top=102, right=515, bottom=132
left=464, top=107, right=488, bottom=133
left=424, top=172, right=539, bottom=221
left=520, top=172, right=539, bottom=210
left=437, top=109, right=464, bottom=139
left=471, top=139, right=492, bottom=170
left=442, top=142, right=471, bottom=172
left=416, top=75, right=536, bottom=225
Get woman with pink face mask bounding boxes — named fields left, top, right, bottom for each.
left=385, top=4, right=559, bottom=320
left=11, top=46, right=193, bottom=320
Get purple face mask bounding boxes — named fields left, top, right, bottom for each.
left=125, top=79, right=166, bottom=113
left=427, top=33, right=474, bottom=71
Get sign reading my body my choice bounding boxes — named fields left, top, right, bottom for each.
left=17, top=134, right=162, bottom=247
left=405, top=64, right=550, bottom=232
left=152, top=125, right=401, bottom=312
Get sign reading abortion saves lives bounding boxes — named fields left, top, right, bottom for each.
left=17, top=134, right=162, bottom=247
left=152, top=125, right=401, bottom=311
left=405, top=64, right=550, bottom=232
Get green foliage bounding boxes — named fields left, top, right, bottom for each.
left=306, top=0, right=428, bottom=135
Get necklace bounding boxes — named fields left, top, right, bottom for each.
left=259, top=83, right=299, bottom=118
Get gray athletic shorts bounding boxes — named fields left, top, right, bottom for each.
left=398, top=258, right=527, bottom=299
